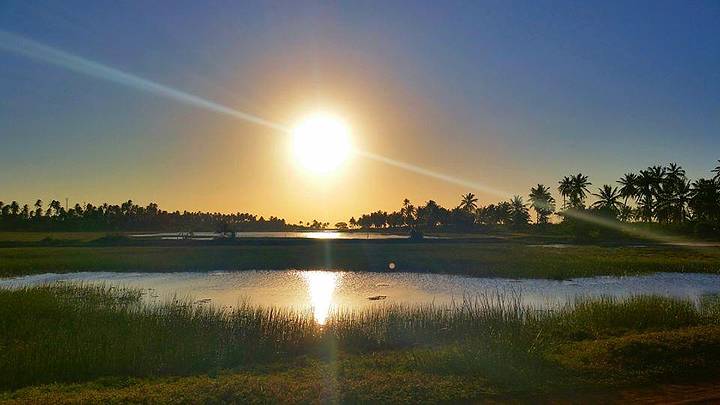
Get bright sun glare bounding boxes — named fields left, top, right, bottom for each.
left=300, top=271, right=341, bottom=325
left=292, top=112, right=352, bottom=174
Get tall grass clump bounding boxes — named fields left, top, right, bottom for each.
left=326, top=289, right=541, bottom=351
left=0, top=284, right=317, bottom=389
left=549, top=295, right=706, bottom=340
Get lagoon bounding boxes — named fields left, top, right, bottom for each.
left=130, top=231, right=421, bottom=240
left=2, top=271, right=719, bottom=324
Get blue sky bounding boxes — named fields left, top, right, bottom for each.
left=1, top=1, right=719, bottom=220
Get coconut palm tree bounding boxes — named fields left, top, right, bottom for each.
left=570, top=173, right=592, bottom=208
left=689, top=178, right=720, bottom=222
left=528, top=184, right=555, bottom=224
left=673, top=178, right=692, bottom=223
left=459, top=193, right=478, bottom=212
left=591, top=185, right=622, bottom=217
left=617, top=173, right=638, bottom=206
left=635, top=170, right=657, bottom=222
left=647, top=165, right=666, bottom=196
left=509, top=196, right=530, bottom=226
left=665, top=162, right=686, bottom=182
left=401, top=198, right=416, bottom=227
left=558, top=176, right=573, bottom=209
left=8, top=201, right=20, bottom=216
left=33, top=200, right=43, bottom=219
left=497, top=202, right=512, bottom=224
left=618, top=204, right=634, bottom=222
left=711, top=160, right=720, bottom=182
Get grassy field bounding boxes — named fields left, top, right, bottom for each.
left=1, top=240, right=719, bottom=279
left=0, top=231, right=110, bottom=242
left=1, top=285, right=719, bottom=403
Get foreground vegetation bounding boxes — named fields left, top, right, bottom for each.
left=1, top=285, right=720, bottom=402
left=1, top=239, right=719, bottom=279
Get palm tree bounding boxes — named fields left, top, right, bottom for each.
left=9, top=201, right=20, bottom=216
left=570, top=173, right=592, bottom=208
left=509, top=196, right=530, bottom=226
left=689, top=178, right=720, bottom=222
left=618, top=204, right=634, bottom=222
left=711, top=160, right=720, bottom=182
left=33, top=200, right=43, bottom=219
left=558, top=176, right=573, bottom=209
left=666, top=162, right=685, bottom=181
left=496, top=202, right=512, bottom=224
left=417, top=200, right=442, bottom=228
left=647, top=165, right=666, bottom=196
left=673, top=178, right=692, bottom=223
left=49, top=200, right=62, bottom=217
left=617, top=173, right=638, bottom=206
left=528, top=184, right=555, bottom=224
left=459, top=193, right=478, bottom=212
left=386, top=211, right=404, bottom=228
left=592, top=185, right=622, bottom=216
left=636, top=170, right=656, bottom=222
left=402, top=198, right=412, bottom=211
left=401, top=198, right=416, bottom=227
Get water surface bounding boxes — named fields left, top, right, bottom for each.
left=2, top=271, right=719, bottom=324
left=130, top=231, right=419, bottom=240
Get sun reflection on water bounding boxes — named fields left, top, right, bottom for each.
left=299, top=271, right=341, bottom=325
left=304, top=231, right=341, bottom=239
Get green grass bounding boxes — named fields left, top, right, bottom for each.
left=0, top=231, right=111, bottom=242
left=1, top=242, right=719, bottom=279
left=2, top=285, right=720, bottom=402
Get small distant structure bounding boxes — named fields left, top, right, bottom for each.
left=408, top=228, right=424, bottom=241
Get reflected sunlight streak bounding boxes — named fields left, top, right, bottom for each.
left=305, top=232, right=342, bottom=239
left=299, top=271, right=341, bottom=325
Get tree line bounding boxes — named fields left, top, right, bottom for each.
left=0, top=200, right=294, bottom=232
left=348, top=161, right=720, bottom=236
left=2, top=160, right=719, bottom=235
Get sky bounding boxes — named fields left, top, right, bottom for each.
left=1, top=1, right=719, bottom=223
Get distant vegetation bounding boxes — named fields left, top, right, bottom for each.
left=350, top=161, right=720, bottom=238
left=2, top=284, right=720, bottom=400
left=0, top=200, right=294, bottom=232
left=1, top=161, right=718, bottom=237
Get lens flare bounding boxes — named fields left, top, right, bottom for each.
left=0, top=30, right=286, bottom=132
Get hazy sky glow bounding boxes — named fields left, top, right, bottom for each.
left=1, top=1, right=719, bottom=222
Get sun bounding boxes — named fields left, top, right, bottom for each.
left=291, top=112, right=352, bottom=174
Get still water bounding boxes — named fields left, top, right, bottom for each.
left=130, top=231, right=422, bottom=240
left=2, top=271, right=720, bottom=324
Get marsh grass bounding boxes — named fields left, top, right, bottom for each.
left=2, top=242, right=719, bottom=279
left=1, top=284, right=720, bottom=391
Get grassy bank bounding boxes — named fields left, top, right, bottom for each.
left=1, top=285, right=720, bottom=402
left=1, top=241, right=719, bottom=279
